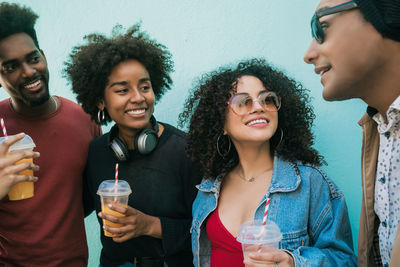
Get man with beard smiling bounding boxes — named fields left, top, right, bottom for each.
left=304, top=0, right=400, bottom=266
left=0, top=3, right=101, bottom=266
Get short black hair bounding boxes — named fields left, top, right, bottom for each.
left=63, top=24, right=174, bottom=124
left=179, top=58, right=324, bottom=178
left=0, top=2, right=40, bottom=47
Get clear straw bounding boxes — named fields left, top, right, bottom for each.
left=0, top=118, right=7, bottom=137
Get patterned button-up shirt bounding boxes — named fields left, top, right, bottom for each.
left=374, top=95, right=400, bottom=266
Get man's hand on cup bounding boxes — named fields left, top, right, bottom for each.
left=0, top=133, right=40, bottom=200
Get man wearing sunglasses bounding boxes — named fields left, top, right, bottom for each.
left=304, top=0, right=400, bottom=266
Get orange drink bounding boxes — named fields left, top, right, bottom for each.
left=102, top=204, right=126, bottom=237
left=8, top=157, right=34, bottom=200
left=97, top=180, right=132, bottom=238
left=0, top=134, right=36, bottom=201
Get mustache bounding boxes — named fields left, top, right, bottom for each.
left=21, top=75, right=44, bottom=87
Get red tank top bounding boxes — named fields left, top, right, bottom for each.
left=206, top=208, right=244, bottom=267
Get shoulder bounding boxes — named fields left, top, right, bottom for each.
left=159, top=122, right=187, bottom=147
left=89, top=132, right=109, bottom=150
left=162, top=123, right=186, bottom=138
left=58, top=97, right=90, bottom=118
left=296, top=162, right=343, bottom=199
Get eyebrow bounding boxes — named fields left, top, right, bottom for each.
left=108, top=77, right=151, bottom=88
left=316, top=5, right=330, bottom=13
left=235, top=89, right=268, bottom=96
left=1, top=50, right=40, bottom=67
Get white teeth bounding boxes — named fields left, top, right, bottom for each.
left=24, top=80, right=40, bottom=89
left=126, top=109, right=145, bottom=115
left=247, top=119, right=267, bottom=126
left=319, top=68, right=330, bottom=76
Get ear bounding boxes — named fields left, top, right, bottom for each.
left=40, top=49, right=46, bottom=60
left=97, top=99, right=105, bottom=110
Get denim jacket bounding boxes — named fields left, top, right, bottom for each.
left=191, top=156, right=357, bottom=267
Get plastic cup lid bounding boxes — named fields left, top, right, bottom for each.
left=97, top=179, right=132, bottom=196
left=0, top=134, right=36, bottom=152
left=236, top=220, right=282, bottom=244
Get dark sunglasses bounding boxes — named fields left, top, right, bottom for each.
left=311, top=0, right=358, bottom=44
left=228, top=91, right=281, bottom=116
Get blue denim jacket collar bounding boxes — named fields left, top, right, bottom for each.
left=196, top=156, right=301, bottom=194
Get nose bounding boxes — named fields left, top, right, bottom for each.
left=129, top=88, right=145, bottom=103
left=250, top=98, right=264, bottom=113
left=21, top=62, right=36, bottom=78
left=303, top=39, right=319, bottom=64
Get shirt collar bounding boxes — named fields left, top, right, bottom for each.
left=196, top=156, right=301, bottom=193
left=372, top=95, right=400, bottom=133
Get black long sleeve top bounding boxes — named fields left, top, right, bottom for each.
left=84, top=123, right=202, bottom=266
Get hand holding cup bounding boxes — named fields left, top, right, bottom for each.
left=0, top=133, right=40, bottom=200
left=99, top=203, right=161, bottom=242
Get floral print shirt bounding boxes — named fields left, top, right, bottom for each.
left=374, top=95, right=400, bottom=266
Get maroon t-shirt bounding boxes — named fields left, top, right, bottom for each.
left=0, top=97, right=101, bottom=266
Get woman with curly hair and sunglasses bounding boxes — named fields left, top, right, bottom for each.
left=179, top=59, right=356, bottom=266
left=63, top=25, right=201, bottom=267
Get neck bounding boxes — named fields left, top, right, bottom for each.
left=234, top=140, right=274, bottom=177
left=10, top=95, right=57, bottom=117
left=362, top=43, right=400, bottom=120
left=117, top=120, right=161, bottom=150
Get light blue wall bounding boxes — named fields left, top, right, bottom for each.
left=2, top=1, right=365, bottom=266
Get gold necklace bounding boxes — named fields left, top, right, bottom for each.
left=236, top=166, right=272, bottom=182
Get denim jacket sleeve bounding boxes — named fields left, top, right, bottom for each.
left=286, top=167, right=357, bottom=266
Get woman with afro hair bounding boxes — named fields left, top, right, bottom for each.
left=179, top=59, right=356, bottom=266
left=64, top=24, right=202, bottom=267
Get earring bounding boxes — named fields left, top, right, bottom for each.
left=216, top=134, right=231, bottom=158
left=97, top=109, right=105, bottom=123
left=276, top=128, right=284, bottom=148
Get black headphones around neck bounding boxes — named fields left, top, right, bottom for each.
left=108, top=116, right=159, bottom=161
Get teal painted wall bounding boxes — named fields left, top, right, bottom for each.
left=2, top=1, right=365, bottom=266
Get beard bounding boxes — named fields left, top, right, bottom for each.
left=24, top=90, right=50, bottom=106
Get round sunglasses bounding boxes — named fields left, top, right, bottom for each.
left=228, top=91, right=281, bottom=116
left=311, top=0, right=358, bottom=44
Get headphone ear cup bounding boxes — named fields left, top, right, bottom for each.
left=135, top=129, right=158, bottom=155
left=110, top=137, right=129, bottom=161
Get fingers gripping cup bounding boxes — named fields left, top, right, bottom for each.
left=237, top=220, right=282, bottom=263
left=97, top=180, right=132, bottom=237
left=0, top=134, right=36, bottom=201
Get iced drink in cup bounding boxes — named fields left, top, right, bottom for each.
left=0, top=134, right=36, bottom=201
left=237, top=220, right=282, bottom=265
left=97, top=180, right=132, bottom=237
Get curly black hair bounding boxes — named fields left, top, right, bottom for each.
left=0, top=2, right=39, bottom=48
left=63, top=24, right=174, bottom=124
left=179, top=58, right=324, bottom=179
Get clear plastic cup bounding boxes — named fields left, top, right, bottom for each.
left=97, top=180, right=132, bottom=237
left=237, top=220, right=282, bottom=264
left=0, top=134, right=36, bottom=201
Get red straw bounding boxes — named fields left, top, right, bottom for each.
left=113, top=163, right=119, bottom=202
left=262, top=198, right=270, bottom=225
left=0, top=118, right=7, bottom=137
left=115, top=163, right=119, bottom=182
left=257, top=197, right=271, bottom=253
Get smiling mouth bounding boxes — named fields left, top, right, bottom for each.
left=126, top=108, right=146, bottom=115
left=23, top=79, right=42, bottom=91
left=319, top=67, right=331, bottom=76
left=246, top=118, right=269, bottom=126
